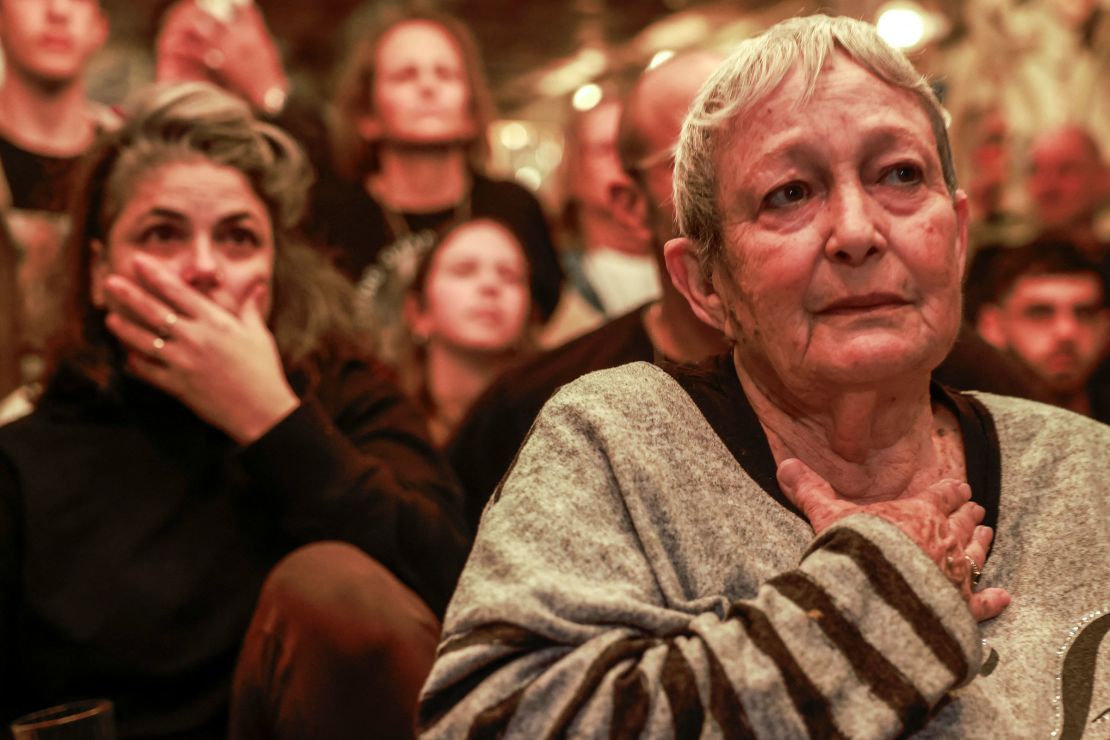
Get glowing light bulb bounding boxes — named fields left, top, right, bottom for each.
left=572, top=84, right=603, bottom=112
left=515, top=166, right=542, bottom=190
left=648, top=50, right=675, bottom=70
left=499, top=122, right=530, bottom=151
left=877, top=6, right=926, bottom=49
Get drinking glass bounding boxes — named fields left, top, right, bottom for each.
left=9, top=700, right=116, bottom=740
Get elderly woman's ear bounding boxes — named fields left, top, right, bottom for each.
left=664, top=236, right=733, bottom=338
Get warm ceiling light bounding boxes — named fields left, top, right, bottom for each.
left=572, top=83, right=603, bottom=111
left=648, top=50, right=675, bottom=70
left=515, top=166, right=542, bottom=190
left=498, top=122, right=531, bottom=151
left=876, top=3, right=926, bottom=49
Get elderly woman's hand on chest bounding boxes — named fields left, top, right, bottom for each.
left=778, top=456, right=1011, bottom=623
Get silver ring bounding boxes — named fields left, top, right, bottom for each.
left=152, top=336, right=166, bottom=352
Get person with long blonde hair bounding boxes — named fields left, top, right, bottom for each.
left=322, top=7, right=563, bottom=327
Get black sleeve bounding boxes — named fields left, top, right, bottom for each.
left=0, top=454, right=23, bottom=726
left=237, top=358, right=471, bottom=616
left=446, top=379, right=537, bottom=532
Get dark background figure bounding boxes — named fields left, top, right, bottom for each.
left=359, top=216, right=538, bottom=446
left=543, top=97, right=655, bottom=345
left=0, top=83, right=468, bottom=739
left=975, top=236, right=1110, bottom=421
left=0, top=0, right=115, bottom=379
left=446, top=51, right=729, bottom=530
left=152, top=3, right=564, bottom=329
left=320, top=7, right=563, bottom=324
left=0, top=221, right=19, bottom=401
left=1025, top=125, right=1110, bottom=264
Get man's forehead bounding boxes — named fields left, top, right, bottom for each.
left=1011, top=273, right=1105, bottom=303
left=1032, top=130, right=1101, bottom=161
left=634, top=53, right=722, bottom=146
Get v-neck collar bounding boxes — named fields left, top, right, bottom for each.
left=661, top=353, right=1001, bottom=538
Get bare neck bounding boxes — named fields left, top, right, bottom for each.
left=424, top=342, right=510, bottom=439
left=369, top=146, right=471, bottom=212
left=736, top=353, right=965, bottom=503
left=0, top=74, right=95, bottom=156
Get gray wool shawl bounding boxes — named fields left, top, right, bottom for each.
left=420, top=362, right=1110, bottom=739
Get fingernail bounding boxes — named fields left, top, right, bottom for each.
left=777, top=458, right=802, bottom=490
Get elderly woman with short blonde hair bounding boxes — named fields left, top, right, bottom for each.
left=419, top=14, right=1108, bottom=739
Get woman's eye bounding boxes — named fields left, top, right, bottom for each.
left=137, top=223, right=183, bottom=245
left=763, top=182, right=810, bottom=210
left=497, top=265, right=525, bottom=284
left=388, top=67, right=416, bottom=83
left=446, top=261, right=478, bottom=278
left=437, top=65, right=462, bottom=81
left=881, top=163, right=924, bottom=186
left=222, top=226, right=261, bottom=247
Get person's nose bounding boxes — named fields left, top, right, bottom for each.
left=476, top=269, right=501, bottom=297
left=182, top=235, right=222, bottom=295
left=1051, top=310, right=1081, bottom=342
left=45, top=0, right=70, bottom=19
left=415, top=69, right=439, bottom=97
left=823, top=180, right=885, bottom=266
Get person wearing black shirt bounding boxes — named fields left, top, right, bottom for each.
left=324, top=7, right=563, bottom=322
left=0, top=0, right=114, bottom=373
left=0, top=83, right=468, bottom=739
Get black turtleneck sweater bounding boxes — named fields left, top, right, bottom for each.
left=0, top=355, right=468, bottom=738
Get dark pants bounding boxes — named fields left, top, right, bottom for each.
left=229, top=542, right=441, bottom=740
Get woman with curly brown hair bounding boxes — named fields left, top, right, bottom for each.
left=0, top=82, right=467, bottom=739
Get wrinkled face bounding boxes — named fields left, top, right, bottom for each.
left=571, top=101, right=631, bottom=213
left=990, top=273, right=1108, bottom=393
left=0, top=0, right=107, bottom=86
left=1027, top=130, right=1108, bottom=229
left=709, top=54, right=967, bottom=392
left=364, top=20, right=474, bottom=146
left=92, top=160, right=276, bottom=318
left=409, top=220, right=531, bottom=354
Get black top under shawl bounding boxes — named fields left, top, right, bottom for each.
left=661, top=353, right=1002, bottom=546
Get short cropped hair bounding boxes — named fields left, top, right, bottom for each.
left=673, top=14, right=957, bottom=274
left=985, top=237, right=1109, bottom=309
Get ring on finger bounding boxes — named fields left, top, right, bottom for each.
left=963, top=554, right=983, bottom=585
left=152, top=336, right=166, bottom=352
left=158, top=311, right=178, bottom=339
